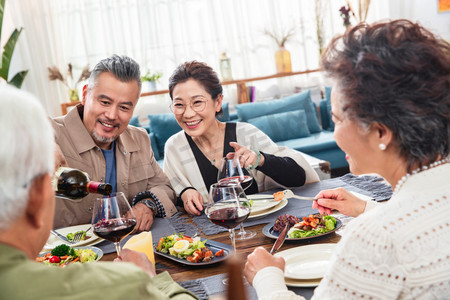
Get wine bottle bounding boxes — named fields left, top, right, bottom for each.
left=52, top=167, right=112, bottom=199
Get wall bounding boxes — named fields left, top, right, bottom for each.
left=388, top=0, right=450, bottom=40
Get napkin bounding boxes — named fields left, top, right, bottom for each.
left=123, top=231, right=155, bottom=266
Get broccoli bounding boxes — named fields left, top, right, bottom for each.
left=66, top=230, right=87, bottom=242
left=51, top=244, right=76, bottom=257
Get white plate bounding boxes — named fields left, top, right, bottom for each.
left=275, top=243, right=336, bottom=280
left=248, top=198, right=288, bottom=219
left=39, top=246, right=103, bottom=262
left=43, top=224, right=103, bottom=250
left=249, top=199, right=281, bottom=214
left=284, top=277, right=322, bottom=287
left=247, top=194, right=274, bottom=200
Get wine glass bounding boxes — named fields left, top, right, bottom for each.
left=91, top=192, right=136, bottom=257
left=217, top=154, right=257, bottom=239
left=206, top=182, right=251, bottom=285
left=206, top=182, right=251, bottom=252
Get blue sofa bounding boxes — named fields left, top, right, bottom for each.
left=130, top=89, right=348, bottom=170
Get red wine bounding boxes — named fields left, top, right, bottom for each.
left=219, top=176, right=253, bottom=190
left=93, top=218, right=136, bottom=243
left=207, top=207, right=250, bottom=229
left=53, top=167, right=112, bottom=199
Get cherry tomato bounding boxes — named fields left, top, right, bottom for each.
left=49, top=255, right=61, bottom=263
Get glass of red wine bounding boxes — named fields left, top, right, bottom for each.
left=217, top=154, right=256, bottom=239
left=206, top=182, right=251, bottom=253
left=91, top=192, right=137, bottom=257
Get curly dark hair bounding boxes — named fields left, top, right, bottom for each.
left=168, top=61, right=224, bottom=116
left=321, top=19, right=450, bottom=172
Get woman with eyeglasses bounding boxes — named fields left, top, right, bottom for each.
left=163, top=61, right=319, bottom=215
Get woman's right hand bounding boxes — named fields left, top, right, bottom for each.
left=181, top=189, right=204, bottom=216
left=313, top=187, right=367, bottom=217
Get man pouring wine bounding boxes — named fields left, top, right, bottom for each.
left=51, top=55, right=177, bottom=232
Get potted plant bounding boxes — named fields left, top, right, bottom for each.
left=141, top=70, right=162, bottom=92
left=264, top=26, right=296, bottom=73
left=48, top=63, right=91, bottom=102
left=0, top=0, right=28, bottom=88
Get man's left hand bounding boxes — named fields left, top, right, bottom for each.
left=132, top=203, right=154, bottom=232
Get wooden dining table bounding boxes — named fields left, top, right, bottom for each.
left=101, top=215, right=344, bottom=282
left=98, top=173, right=392, bottom=298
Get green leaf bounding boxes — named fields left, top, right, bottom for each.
left=0, top=0, right=5, bottom=38
left=0, top=28, right=22, bottom=79
left=8, top=70, right=28, bottom=88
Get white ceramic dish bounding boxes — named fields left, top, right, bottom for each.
left=43, top=224, right=103, bottom=250
left=275, top=243, right=337, bottom=280
left=39, top=246, right=103, bottom=262
left=248, top=198, right=288, bottom=219
left=249, top=199, right=281, bottom=214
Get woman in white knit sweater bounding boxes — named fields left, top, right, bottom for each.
left=244, top=19, right=450, bottom=299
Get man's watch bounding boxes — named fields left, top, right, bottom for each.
left=136, top=199, right=157, bottom=216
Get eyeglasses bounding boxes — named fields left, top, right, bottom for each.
left=169, top=99, right=208, bottom=115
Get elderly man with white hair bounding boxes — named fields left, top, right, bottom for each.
left=0, top=86, right=196, bottom=300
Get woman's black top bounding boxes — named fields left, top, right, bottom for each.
left=183, top=122, right=306, bottom=198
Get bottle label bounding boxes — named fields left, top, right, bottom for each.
left=86, top=181, right=100, bottom=193
left=52, top=166, right=72, bottom=192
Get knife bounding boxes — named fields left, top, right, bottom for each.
left=50, top=229, right=71, bottom=243
left=270, top=223, right=289, bottom=254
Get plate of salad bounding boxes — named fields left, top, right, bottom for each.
left=43, top=224, right=103, bottom=249
left=36, top=245, right=102, bottom=267
left=154, top=233, right=232, bottom=266
left=262, top=214, right=342, bottom=241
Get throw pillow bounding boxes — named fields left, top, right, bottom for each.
left=148, top=113, right=182, bottom=157
left=149, top=132, right=161, bottom=161
left=129, top=115, right=141, bottom=127
left=247, top=110, right=311, bottom=142
left=235, top=90, right=322, bottom=133
left=324, top=86, right=334, bottom=131
left=216, top=102, right=230, bottom=122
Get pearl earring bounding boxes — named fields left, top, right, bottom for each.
left=379, top=143, right=386, bottom=151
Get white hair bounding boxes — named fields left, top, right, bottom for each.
left=0, top=86, right=54, bottom=229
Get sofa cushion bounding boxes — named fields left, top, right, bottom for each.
left=129, top=115, right=141, bottom=127
left=276, top=131, right=347, bottom=169
left=323, top=86, right=334, bottom=131
left=148, top=113, right=182, bottom=157
left=247, top=110, right=311, bottom=142
left=149, top=132, right=161, bottom=161
left=216, top=102, right=230, bottom=122
left=235, top=90, right=322, bottom=133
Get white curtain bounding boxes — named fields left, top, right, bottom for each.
left=7, top=0, right=389, bottom=116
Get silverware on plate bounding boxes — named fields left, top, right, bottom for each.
left=270, top=223, right=289, bottom=254
left=50, top=229, right=73, bottom=244
left=282, top=189, right=316, bottom=201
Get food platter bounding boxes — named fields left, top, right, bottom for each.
left=38, top=246, right=103, bottom=262
left=43, top=224, right=103, bottom=250
left=154, top=238, right=232, bottom=266
left=248, top=198, right=288, bottom=219
left=262, top=218, right=342, bottom=241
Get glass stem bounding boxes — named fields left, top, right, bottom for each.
left=115, top=242, right=121, bottom=257
left=239, top=224, right=246, bottom=234
left=229, top=229, right=236, bottom=253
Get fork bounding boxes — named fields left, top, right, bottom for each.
left=72, top=226, right=91, bottom=243
left=50, top=229, right=75, bottom=244
left=283, top=189, right=316, bottom=201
